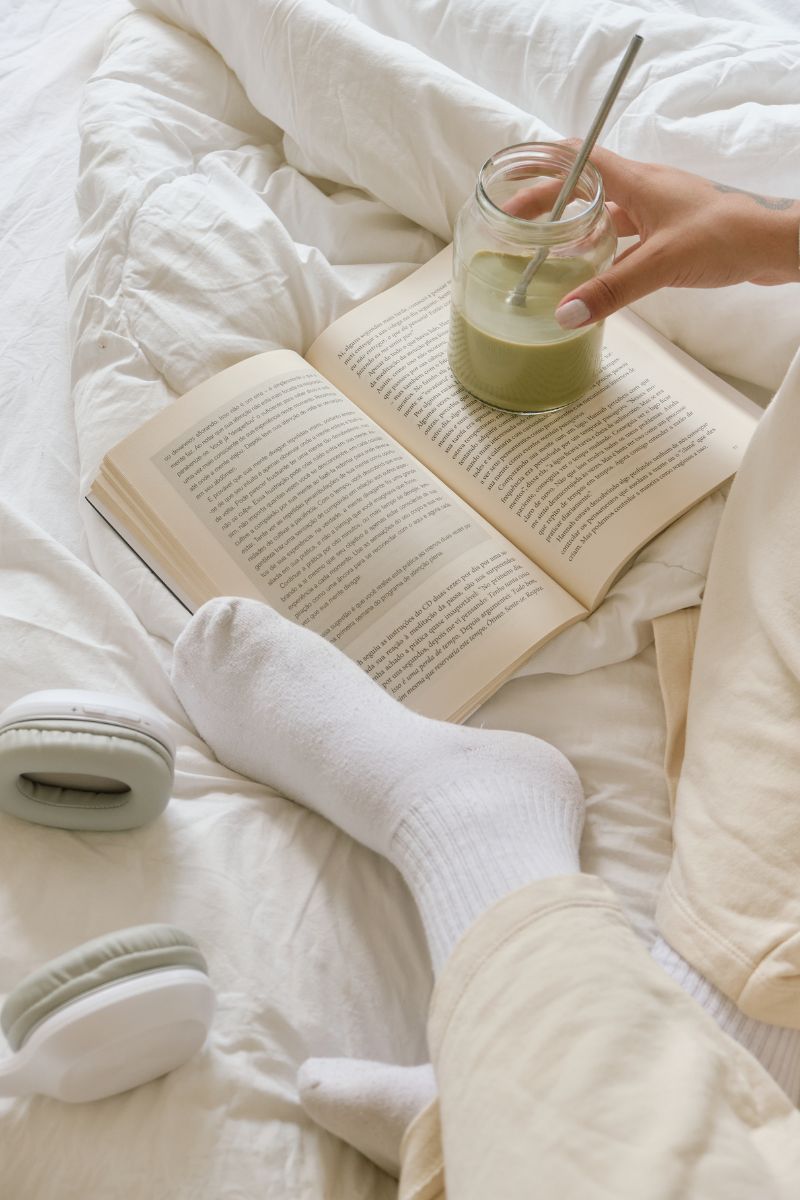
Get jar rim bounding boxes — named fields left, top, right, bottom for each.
left=476, top=141, right=605, bottom=246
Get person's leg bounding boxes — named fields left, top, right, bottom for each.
left=657, top=346, right=800, bottom=1026
left=296, top=931, right=800, bottom=1179
left=171, top=595, right=584, bottom=1176
left=173, top=599, right=800, bottom=1194
left=295, top=539, right=800, bottom=1175
left=418, top=874, right=800, bottom=1200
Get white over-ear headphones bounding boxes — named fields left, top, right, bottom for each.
left=0, top=925, right=215, bottom=1102
left=0, top=695, right=214, bottom=1100
left=0, top=689, right=176, bottom=830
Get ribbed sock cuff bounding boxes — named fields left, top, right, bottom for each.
left=391, top=777, right=583, bottom=973
left=651, top=935, right=800, bottom=1103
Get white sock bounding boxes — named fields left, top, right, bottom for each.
left=172, top=597, right=585, bottom=970
left=297, top=1058, right=436, bottom=1177
left=651, top=936, right=800, bottom=1104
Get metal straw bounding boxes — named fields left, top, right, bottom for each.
left=508, top=33, right=643, bottom=307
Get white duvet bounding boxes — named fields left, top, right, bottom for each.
left=1, top=1, right=798, bottom=1196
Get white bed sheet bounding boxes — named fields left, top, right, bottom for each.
left=0, top=1, right=797, bottom=1196
left=0, top=0, right=129, bottom=558
left=0, top=495, right=675, bottom=1199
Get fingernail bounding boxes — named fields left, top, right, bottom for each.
left=555, top=299, right=591, bottom=329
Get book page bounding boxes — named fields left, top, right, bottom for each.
left=307, top=248, right=760, bottom=610
left=94, top=351, right=583, bottom=721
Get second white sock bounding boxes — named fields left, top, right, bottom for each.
left=297, top=1058, right=436, bottom=1177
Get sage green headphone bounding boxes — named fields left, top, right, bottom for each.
left=0, top=923, right=215, bottom=1102
left=0, top=690, right=176, bottom=831
left=0, top=695, right=214, bottom=1102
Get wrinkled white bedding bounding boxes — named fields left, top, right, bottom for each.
left=1, top=0, right=798, bottom=1195
left=0, top=0, right=127, bottom=557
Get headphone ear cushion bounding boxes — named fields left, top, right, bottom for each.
left=0, top=722, right=174, bottom=831
left=1, top=925, right=207, bottom=1052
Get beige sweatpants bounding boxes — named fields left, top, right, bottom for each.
left=400, top=876, right=800, bottom=1199
left=657, top=344, right=800, bottom=1026
left=399, top=346, right=800, bottom=1196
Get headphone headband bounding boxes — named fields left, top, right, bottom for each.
left=0, top=690, right=175, bottom=758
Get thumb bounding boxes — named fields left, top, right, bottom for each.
left=554, top=242, right=670, bottom=329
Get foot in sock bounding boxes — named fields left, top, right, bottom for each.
left=297, top=1057, right=436, bottom=1177
left=172, top=597, right=585, bottom=970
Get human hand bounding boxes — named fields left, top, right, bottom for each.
left=504, top=143, right=800, bottom=329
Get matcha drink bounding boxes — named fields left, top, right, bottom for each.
left=448, top=251, right=602, bottom=414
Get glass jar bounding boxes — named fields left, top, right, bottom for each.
left=448, top=141, right=617, bottom=414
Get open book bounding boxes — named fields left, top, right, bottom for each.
left=88, top=247, right=759, bottom=722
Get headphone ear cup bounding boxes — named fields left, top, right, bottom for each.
left=1, top=925, right=207, bottom=1052
left=0, top=722, right=174, bottom=831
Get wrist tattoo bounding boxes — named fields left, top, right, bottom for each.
left=712, top=181, right=796, bottom=211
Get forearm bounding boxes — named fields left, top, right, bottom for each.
left=761, top=202, right=800, bottom=283
left=715, top=184, right=800, bottom=284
